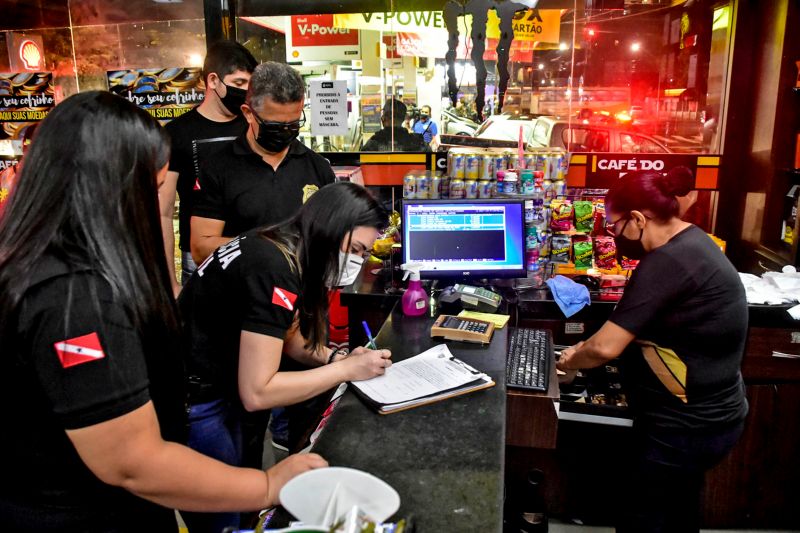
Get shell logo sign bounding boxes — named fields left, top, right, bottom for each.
left=19, top=40, right=43, bottom=70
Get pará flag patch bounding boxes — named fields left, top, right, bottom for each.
left=272, top=287, right=298, bottom=312
left=193, top=178, right=201, bottom=191
left=54, top=332, right=106, bottom=369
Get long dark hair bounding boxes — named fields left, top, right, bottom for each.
left=0, top=91, right=177, bottom=333
left=259, top=182, right=388, bottom=350
left=605, top=166, right=694, bottom=221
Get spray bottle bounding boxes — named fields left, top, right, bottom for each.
left=401, top=263, right=428, bottom=317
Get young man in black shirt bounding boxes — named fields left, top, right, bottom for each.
left=361, top=99, right=428, bottom=152
left=191, top=62, right=336, bottom=265
left=159, top=41, right=257, bottom=294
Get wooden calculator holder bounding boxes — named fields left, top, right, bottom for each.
left=431, top=315, right=495, bottom=344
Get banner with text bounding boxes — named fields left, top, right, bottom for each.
left=287, top=15, right=360, bottom=62
left=309, top=80, right=349, bottom=136
left=107, top=67, right=204, bottom=121
left=0, top=72, right=54, bottom=124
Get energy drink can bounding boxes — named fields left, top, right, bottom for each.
left=524, top=154, right=537, bottom=171
left=508, top=154, right=520, bottom=171
left=465, top=155, right=480, bottom=180
left=416, top=175, right=430, bottom=199
left=440, top=176, right=451, bottom=198
left=492, top=155, right=507, bottom=179
left=449, top=178, right=466, bottom=199
left=403, top=174, right=416, bottom=199
left=465, top=179, right=479, bottom=199
left=430, top=175, right=442, bottom=199
left=479, top=155, right=493, bottom=180
left=452, top=153, right=465, bottom=179
left=478, top=179, right=493, bottom=198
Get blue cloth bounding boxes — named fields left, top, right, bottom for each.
left=545, top=275, right=591, bottom=318
left=412, top=119, right=438, bottom=144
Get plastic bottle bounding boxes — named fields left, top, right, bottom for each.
left=401, top=263, right=429, bottom=317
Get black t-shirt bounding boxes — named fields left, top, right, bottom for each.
left=164, top=108, right=247, bottom=251
left=180, top=231, right=301, bottom=403
left=0, top=255, right=184, bottom=532
left=192, top=136, right=336, bottom=237
left=361, top=127, right=429, bottom=152
left=610, top=225, right=748, bottom=431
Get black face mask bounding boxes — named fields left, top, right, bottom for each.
left=252, top=110, right=303, bottom=153
left=614, top=219, right=646, bottom=261
left=215, top=83, right=247, bottom=116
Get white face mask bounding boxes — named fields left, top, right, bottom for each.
left=329, top=251, right=364, bottom=287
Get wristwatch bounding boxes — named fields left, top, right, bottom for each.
left=328, top=348, right=349, bottom=365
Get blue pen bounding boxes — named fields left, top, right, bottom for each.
left=362, top=320, right=377, bottom=349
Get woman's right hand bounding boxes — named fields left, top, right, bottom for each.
left=265, top=453, right=328, bottom=506
left=343, top=347, right=393, bottom=381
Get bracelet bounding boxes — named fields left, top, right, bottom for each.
left=328, top=348, right=349, bottom=364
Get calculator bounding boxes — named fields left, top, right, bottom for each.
left=431, top=315, right=495, bottom=344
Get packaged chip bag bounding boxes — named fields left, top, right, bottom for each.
left=594, top=236, right=617, bottom=270
left=574, top=201, right=594, bottom=233
left=550, top=234, right=571, bottom=263
left=573, top=238, right=594, bottom=270
left=550, top=200, right=574, bottom=232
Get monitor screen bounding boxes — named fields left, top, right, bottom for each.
left=402, top=199, right=526, bottom=279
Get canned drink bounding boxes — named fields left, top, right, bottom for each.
left=452, top=153, right=465, bottom=179
left=491, top=179, right=498, bottom=198
left=403, top=174, right=416, bottom=199
left=524, top=154, right=537, bottom=171
left=440, top=176, right=451, bottom=198
left=542, top=178, right=554, bottom=201
left=520, top=169, right=535, bottom=195
left=524, top=200, right=535, bottom=225
left=465, top=155, right=480, bottom=180
left=553, top=178, right=567, bottom=198
left=492, top=155, right=507, bottom=179
left=430, top=175, right=441, bottom=199
left=478, top=179, right=492, bottom=199
left=449, top=178, right=466, bottom=199
left=465, top=179, right=479, bottom=199
left=446, top=151, right=455, bottom=178
left=416, top=175, right=430, bottom=199
left=508, top=154, right=520, bottom=171
left=549, top=153, right=562, bottom=181
left=535, top=154, right=547, bottom=172
left=479, top=155, right=493, bottom=180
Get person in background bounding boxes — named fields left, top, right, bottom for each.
left=190, top=61, right=335, bottom=265
left=0, top=91, right=325, bottom=533
left=179, top=182, right=392, bottom=533
left=160, top=41, right=257, bottom=295
left=361, top=99, right=428, bottom=152
left=556, top=168, right=748, bottom=532
left=0, top=123, right=37, bottom=216
left=412, top=104, right=440, bottom=150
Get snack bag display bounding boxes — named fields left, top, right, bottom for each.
left=592, top=201, right=606, bottom=236
left=573, top=239, right=594, bottom=270
left=550, top=200, right=574, bottom=232
left=550, top=234, right=571, bottom=263
left=594, top=236, right=617, bottom=270
left=619, top=257, right=640, bottom=271
left=574, top=201, right=594, bottom=233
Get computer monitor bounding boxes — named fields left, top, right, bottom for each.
left=402, top=198, right=526, bottom=280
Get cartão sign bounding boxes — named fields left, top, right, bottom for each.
left=288, top=15, right=360, bottom=62
left=107, top=68, right=204, bottom=121
left=309, top=80, right=348, bottom=136
left=486, top=9, right=561, bottom=44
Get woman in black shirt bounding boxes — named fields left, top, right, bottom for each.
left=0, top=91, right=326, bottom=533
left=556, top=168, right=748, bottom=532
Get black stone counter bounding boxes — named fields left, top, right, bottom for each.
left=310, top=306, right=507, bottom=532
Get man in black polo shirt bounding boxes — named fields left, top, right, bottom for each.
left=159, top=41, right=257, bottom=294
left=191, top=62, right=336, bottom=264
left=361, top=99, right=428, bottom=152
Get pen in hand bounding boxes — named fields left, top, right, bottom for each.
left=362, top=320, right=377, bottom=350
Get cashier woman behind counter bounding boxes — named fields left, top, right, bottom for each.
left=0, top=91, right=325, bottom=532
left=178, top=182, right=392, bottom=529
left=556, top=168, right=747, bottom=532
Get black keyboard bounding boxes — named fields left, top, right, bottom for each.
left=506, top=328, right=552, bottom=392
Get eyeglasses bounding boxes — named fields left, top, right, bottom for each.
left=604, top=216, right=629, bottom=237
left=251, top=108, right=306, bottom=131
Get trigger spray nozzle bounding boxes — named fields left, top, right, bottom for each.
left=401, top=262, right=423, bottom=282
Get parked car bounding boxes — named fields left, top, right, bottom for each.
left=441, top=107, right=479, bottom=137
left=475, top=114, right=671, bottom=153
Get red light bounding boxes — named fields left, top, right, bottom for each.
left=584, top=26, right=597, bottom=40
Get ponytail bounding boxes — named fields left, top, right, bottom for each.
left=606, top=165, right=695, bottom=221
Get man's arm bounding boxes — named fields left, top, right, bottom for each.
left=190, top=216, right=231, bottom=265
left=158, top=170, right=180, bottom=297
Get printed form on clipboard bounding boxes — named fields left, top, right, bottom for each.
left=350, top=344, right=495, bottom=414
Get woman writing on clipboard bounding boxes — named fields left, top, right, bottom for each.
left=556, top=168, right=748, bottom=532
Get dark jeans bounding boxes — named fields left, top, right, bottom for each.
left=182, top=399, right=243, bottom=533
left=617, top=419, right=745, bottom=533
